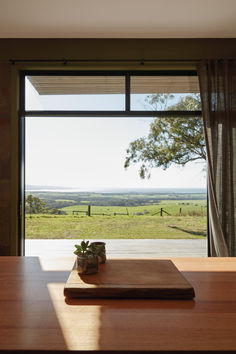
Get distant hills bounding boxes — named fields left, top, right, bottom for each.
left=26, top=185, right=73, bottom=191
left=26, top=185, right=206, bottom=194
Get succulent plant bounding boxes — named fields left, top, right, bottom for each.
left=74, top=240, right=98, bottom=257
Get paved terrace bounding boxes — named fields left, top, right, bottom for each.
left=25, top=239, right=207, bottom=257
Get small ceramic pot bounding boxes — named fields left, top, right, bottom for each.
left=90, top=242, right=106, bottom=264
left=76, top=254, right=98, bottom=275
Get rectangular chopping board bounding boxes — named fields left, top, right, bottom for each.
left=64, top=259, right=195, bottom=299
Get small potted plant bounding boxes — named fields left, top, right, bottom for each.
left=90, top=241, right=106, bottom=264
left=74, top=240, right=99, bottom=275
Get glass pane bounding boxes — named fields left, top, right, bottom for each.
left=131, top=76, right=200, bottom=111
left=25, top=116, right=206, bottom=257
left=26, top=75, right=125, bottom=111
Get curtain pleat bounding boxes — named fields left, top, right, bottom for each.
left=198, top=60, right=236, bottom=256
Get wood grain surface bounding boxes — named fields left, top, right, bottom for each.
left=64, top=259, right=195, bottom=299
left=0, top=256, right=236, bottom=352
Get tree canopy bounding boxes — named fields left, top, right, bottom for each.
left=25, top=194, right=46, bottom=214
left=25, top=194, right=66, bottom=215
left=124, top=94, right=206, bottom=179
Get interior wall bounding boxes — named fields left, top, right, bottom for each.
left=1, top=39, right=236, bottom=61
left=0, top=62, right=11, bottom=255
left=1, top=38, right=236, bottom=255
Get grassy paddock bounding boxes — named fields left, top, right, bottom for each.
left=25, top=213, right=207, bottom=239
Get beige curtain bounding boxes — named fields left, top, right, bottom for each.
left=198, top=60, right=236, bottom=256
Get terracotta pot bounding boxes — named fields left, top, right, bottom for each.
left=90, top=242, right=106, bottom=264
left=76, top=254, right=98, bottom=275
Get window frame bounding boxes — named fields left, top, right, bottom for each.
left=21, top=69, right=202, bottom=117
left=19, top=69, right=204, bottom=256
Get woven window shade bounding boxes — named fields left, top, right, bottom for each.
left=27, top=75, right=199, bottom=95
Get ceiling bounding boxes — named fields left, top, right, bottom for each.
left=0, top=0, right=236, bottom=38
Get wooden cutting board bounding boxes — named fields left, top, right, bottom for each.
left=64, top=259, right=195, bottom=299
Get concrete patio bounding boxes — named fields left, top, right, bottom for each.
left=25, top=239, right=207, bottom=257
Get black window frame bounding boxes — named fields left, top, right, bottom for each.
left=19, top=69, right=203, bottom=256
left=21, top=70, right=202, bottom=117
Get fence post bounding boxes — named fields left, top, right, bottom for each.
left=179, top=208, right=182, bottom=215
left=88, top=205, right=91, bottom=217
left=160, top=208, right=163, bottom=216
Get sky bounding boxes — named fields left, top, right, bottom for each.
left=25, top=78, right=206, bottom=190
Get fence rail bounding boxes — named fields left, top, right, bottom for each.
left=71, top=205, right=206, bottom=217
left=152, top=208, right=171, bottom=216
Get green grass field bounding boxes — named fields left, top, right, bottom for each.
left=25, top=200, right=207, bottom=239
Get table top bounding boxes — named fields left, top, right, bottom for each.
left=0, top=256, right=236, bottom=352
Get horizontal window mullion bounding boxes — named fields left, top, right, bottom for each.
left=23, top=110, right=202, bottom=118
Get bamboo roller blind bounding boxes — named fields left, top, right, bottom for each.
left=28, top=75, right=200, bottom=95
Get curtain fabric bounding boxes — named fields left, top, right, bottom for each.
left=198, top=60, right=236, bottom=256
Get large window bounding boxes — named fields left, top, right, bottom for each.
left=20, top=70, right=206, bottom=257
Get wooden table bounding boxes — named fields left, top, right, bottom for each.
left=0, top=257, right=236, bottom=352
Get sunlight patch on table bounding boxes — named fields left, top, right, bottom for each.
left=47, top=283, right=101, bottom=350
left=39, top=257, right=75, bottom=271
